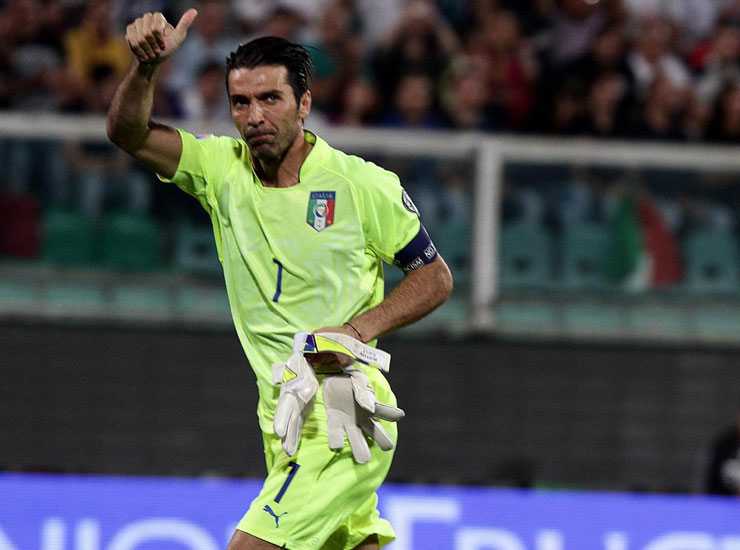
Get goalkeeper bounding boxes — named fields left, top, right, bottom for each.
left=107, top=8, right=453, bottom=550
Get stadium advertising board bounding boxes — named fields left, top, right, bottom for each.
left=1, top=474, right=739, bottom=550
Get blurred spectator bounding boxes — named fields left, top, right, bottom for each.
left=179, top=61, right=229, bottom=122
left=622, top=0, right=720, bottom=49
left=540, top=0, right=621, bottom=68
left=5, top=0, right=740, bottom=296
left=721, top=0, right=740, bottom=26
left=439, top=56, right=504, bottom=131
left=354, top=0, right=403, bottom=47
left=335, top=79, right=378, bottom=126
left=112, top=0, right=173, bottom=32
left=465, top=0, right=552, bottom=38
left=1, top=0, right=740, bottom=149
left=683, top=93, right=712, bottom=141
left=64, top=0, right=130, bottom=110
left=706, top=82, right=740, bottom=143
left=631, top=74, right=690, bottom=142
left=582, top=71, right=630, bottom=138
left=705, top=407, right=740, bottom=496
left=371, top=0, right=460, bottom=104
left=231, top=0, right=271, bottom=33
left=467, top=10, right=537, bottom=129
left=379, top=72, right=444, bottom=128
left=627, top=16, right=691, bottom=100
left=535, top=22, right=633, bottom=135
left=233, top=0, right=327, bottom=37
left=64, top=66, right=149, bottom=217
left=561, top=22, right=634, bottom=95
left=167, top=0, right=235, bottom=94
left=251, top=4, right=306, bottom=42
left=0, top=0, right=71, bottom=202
left=0, top=5, right=15, bottom=109
left=694, top=21, right=740, bottom=107
left=2, top=0, right=69, bottom=111
left=543, top=80, right=589, bottom=135
left=307, top=1, right=363, bottom=120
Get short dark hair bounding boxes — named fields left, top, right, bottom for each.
left=225, top=36, right=313, bottom=104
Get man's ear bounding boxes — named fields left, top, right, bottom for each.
left=299, top=90, right=312, bottom=120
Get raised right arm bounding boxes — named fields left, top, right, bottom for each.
left=107, top=62, right=181, bottom=178
left=106, top=9, right=198, bottom=179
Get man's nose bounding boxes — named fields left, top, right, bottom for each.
left=246, top=102, right=264, bottom=126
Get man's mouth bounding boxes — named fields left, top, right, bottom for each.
left=247, top=133, right=274, bottom=145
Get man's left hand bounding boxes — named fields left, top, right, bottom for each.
left=307, top=325, right=357, bottom=371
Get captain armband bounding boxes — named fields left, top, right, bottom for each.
left=393, top=225, right=438, bottom=273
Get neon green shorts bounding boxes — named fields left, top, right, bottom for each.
left=237, top=382, right=398, bottom=550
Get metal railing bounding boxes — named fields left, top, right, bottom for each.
left=3, top=113, right=740, bottom=338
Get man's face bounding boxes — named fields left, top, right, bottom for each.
left=227, top=65, right=311, bottom=164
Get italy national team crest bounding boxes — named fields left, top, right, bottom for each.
left=306, top=191, right=335, bottom=232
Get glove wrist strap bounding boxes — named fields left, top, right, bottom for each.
left=310, top=332, right=391, bottom=372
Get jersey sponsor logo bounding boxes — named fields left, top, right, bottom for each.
left=307, top=191, right=335, bottom=232
left=263, top=505, right=288, bottom=527
left=402, top=189, right=420, bottom=217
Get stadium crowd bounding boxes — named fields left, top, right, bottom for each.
left=2, top=0, right=740, bottom=288
left=1, top=0, right=740, bottom=142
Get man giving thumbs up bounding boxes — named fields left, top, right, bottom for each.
left=106, top=6, right=453, bottom=550
left=125, top=9, right=198, bottom=65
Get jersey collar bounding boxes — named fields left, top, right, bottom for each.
left=299, top=130, right=329, bottom=179
left=246, top=129, right=328, bottom=187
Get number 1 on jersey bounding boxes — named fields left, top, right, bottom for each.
left=272, top=258, right=284, bottom=302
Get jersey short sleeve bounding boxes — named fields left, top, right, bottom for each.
left=355, top=165, right=422, bottom=264
left=156, top=129, right=232, bottom=211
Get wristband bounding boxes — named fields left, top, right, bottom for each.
left=344, top=321, right=363, bottom=341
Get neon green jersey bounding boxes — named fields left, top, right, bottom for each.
left=160, top=129, right=420, bottom=432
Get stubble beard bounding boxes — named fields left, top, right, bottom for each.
left=248, top=123, right=301, bottom=167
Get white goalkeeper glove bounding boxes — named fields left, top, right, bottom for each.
left=323, top=367, right=404, bottom=464
left=272, top=332, right=319, bottom=456
left=310, top=331, right=403, bottom=463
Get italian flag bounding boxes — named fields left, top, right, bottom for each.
left=607, top=194, right=682, bottom=291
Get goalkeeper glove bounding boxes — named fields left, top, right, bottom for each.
left=323, top=366, right=405, bottom=464
left=272, top=332, right=319, bottom=456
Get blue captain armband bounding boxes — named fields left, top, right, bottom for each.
left=393, top=225, right=438, bottom=273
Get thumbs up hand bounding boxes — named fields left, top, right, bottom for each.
left=126, top=9, right=198, bottom=65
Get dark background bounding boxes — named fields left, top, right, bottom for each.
left=3, top=321, right=738, bottom=493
